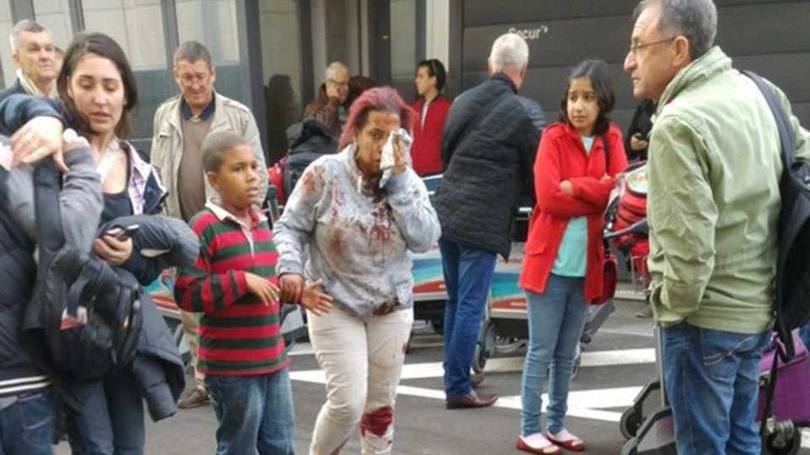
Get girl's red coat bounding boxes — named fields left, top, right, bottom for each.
left=519, top=122, right=627, bottom=299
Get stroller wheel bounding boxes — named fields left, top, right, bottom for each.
left=620, top=407, right=643, bottom=440
left=763, top=421, right=801, bottom=455
left=473, top=321, right=496, bottom=373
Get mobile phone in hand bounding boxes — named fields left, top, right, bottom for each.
left=107, top=224, right=140, bottom=241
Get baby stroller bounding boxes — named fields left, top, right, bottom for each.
left=614, top=164, right=808, bottom=455
left=608, top=163, right=677, bottom=455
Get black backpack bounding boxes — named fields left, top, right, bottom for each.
left=743, top=71, right=810, bottom=356
left=28, top=160, right=143, bottom=381
left=283, top=119, right=337, bottom=197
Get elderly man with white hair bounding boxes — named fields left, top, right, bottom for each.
left=433, top=33, right=540, bottom=409
left=303, top=61, right=350, bottom=136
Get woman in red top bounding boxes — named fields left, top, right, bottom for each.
left=516, top=60, right=627, bottom=454
left=411, top=59, right=451, bottom=176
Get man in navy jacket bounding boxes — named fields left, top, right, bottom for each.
left=433, top=33, right=539, bottom=409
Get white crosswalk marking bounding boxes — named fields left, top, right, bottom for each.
left=289, top=343, right=809, bottom=448
left=289, top=347, right=655, bottom=423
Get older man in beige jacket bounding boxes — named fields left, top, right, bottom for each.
left=151, top=40, right=267, bottom=409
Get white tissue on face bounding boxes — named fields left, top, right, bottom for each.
left=379, top=128, right=413, bottom=188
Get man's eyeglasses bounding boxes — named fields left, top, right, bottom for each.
left=628, top=37, right=677, bottom=57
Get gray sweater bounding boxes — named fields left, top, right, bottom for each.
left=7, top=146, right=103, bottom=249
left=274, top=145, right=441, bottom=319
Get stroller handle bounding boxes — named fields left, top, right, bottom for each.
left=605, top=218, right=649, bottom=240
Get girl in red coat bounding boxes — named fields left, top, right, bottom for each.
left=516, top=60, right=627, bottom=454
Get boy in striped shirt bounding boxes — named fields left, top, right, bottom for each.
left=175, top=131, right=331, bottom=455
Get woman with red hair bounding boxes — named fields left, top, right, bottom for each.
left=273, top=87, right=440, bottom=454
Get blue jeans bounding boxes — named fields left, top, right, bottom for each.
left=205, top=369, right=295, bottom=455
left=73, top=371, right=144, bottom=455
left=0, top=390, right=55, bottom=455
left=440, top=238, right=497, bottom=398
left=662, top=323, right=770, bottom=455
left=520, top=274, right=586, bottom=435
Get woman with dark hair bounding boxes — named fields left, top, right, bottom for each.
left=2, top=32, right=166, bottom=455
left=60, top=32, right=165, bottom=455
left=516, top=59, right=627, bottom=454
left=273, top=87, right=440, bottom=454
left=54, top=32, right=164, bottom=222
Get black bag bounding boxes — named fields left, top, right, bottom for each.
left=30, top=160, right=142, bottom=381
left=743, top=71, right=810, bottom=357
left=283, top=119, right=337, bottom=197
left=284, top=149, right=326, bottom=198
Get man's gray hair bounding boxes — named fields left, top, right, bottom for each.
left=9, top=19, right=49, bottom=53
left=636, top=0, right=717, bottom=60
left=174, top=40, right=212, bottom=68
left=325, top=61, right=349, bottom=81
left=488, top=33, right=529, bottom=73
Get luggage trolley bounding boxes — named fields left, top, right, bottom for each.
left=473, top=203, right=618, bottom=373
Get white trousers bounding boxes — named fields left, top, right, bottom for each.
left=307, top=306, right=413, bottom=455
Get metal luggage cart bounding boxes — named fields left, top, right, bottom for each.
left=473, top=207, right=621, bottom=374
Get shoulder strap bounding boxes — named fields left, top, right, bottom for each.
left=33, top=159, right=65, bottom=255
left=741, top=70, right=795, bottom=168
left=742, top=71, right=800, bottom=378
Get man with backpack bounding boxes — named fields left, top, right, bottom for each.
left=624, top=0, right=810, bottom=453
left=0, top=115, right=102, bottom=454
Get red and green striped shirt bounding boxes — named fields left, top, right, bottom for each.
left=175, top=202, right=287, bottom=377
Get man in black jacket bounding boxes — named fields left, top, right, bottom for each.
left=433, top=33, right=539, bottom=409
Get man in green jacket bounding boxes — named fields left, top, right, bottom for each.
left=624, top=0, right=810, bottom=453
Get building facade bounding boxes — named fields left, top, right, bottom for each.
left=1, top=0, right=808, bottom=161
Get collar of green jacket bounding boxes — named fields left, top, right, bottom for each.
left=657, top=46, right=730, bottom=116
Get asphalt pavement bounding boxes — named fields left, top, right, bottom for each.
left=55, top=298, right=810, bottom=454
